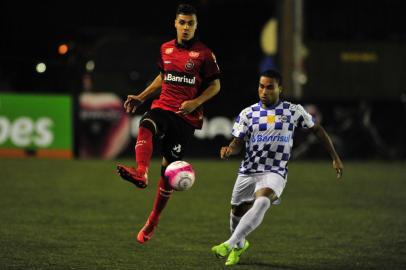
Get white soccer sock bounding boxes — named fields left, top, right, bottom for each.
left=226, top=196, right=271, bottom=248
left=230, top=212, right=245, bottom=248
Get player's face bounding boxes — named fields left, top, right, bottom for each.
left=175, top=14, right=197, bottom=43
left=258, top=76, right=281, bottom=106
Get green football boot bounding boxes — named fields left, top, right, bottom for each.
left=225, top=240, right=250, bottom=266
left=211, top=242, right=232, bottom=258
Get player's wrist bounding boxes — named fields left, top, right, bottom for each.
left=191, top=98, right=202, bottom=107
left=135, top=95, right=146, bottom=104
left=227, top=146, right=235, bottom=155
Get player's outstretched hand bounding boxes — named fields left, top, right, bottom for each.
left=220, top=146, right=232, bottom=160
left=333, top=159, right=344, bottom=180
left=124, top=95, right=143, bottom=113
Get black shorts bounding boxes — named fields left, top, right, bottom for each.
left=141, top=108, right=195, bottom=164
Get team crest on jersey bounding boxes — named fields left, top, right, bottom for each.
left=267, top=115, right=276, bottom=124
left=165, top=48, right=174, bottom=54
left=280, top=115, right=288, bottom=122
left=189, top=51, right=200, bottom=58
left=185, top=59, right=195, bottom=71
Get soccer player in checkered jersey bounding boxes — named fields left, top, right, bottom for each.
left=116, top=4, right=221, bottom=244
left=211, top=69, right=343, bottom=266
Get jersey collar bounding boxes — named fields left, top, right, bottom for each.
left=175, top=36, right=198, bottom=49
left=259, top=100, right=282, bottom=109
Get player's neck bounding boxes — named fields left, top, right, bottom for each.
left=261, top=99, right=280, bottom=109
left=176, top=36, right=197, bottom=49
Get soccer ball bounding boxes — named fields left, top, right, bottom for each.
left=165, top=161, right=195, bottom=191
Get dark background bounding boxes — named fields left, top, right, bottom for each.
left=1, top=0, right=405, bottom=159
left=2, top=0, right=404, bottom=96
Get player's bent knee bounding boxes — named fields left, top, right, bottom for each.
left=255, top=196, right=271, bottom=211
left=140, top=118, right=157, bottom=134
left=255, top=187, right=278, bottom=202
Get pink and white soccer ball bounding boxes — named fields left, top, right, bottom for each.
left=165, top=161, right=195, bottom=191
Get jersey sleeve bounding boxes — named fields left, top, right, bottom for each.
left=296, top=104, right=315, bottom=129
left=232, top=108, right=249, bottom=139
left=157, top=45, right=164, bottom=73
left=202, top=50, right=221, bottom=82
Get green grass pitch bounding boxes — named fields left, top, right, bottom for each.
left=1, top=158, right=405, bottom=269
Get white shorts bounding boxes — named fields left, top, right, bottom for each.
left=230, top=172, right=287, bottom=206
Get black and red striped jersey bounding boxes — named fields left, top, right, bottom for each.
left=152, top=38, right=221, bottom=129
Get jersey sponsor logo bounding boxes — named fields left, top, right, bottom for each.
left=185, top=59, right=194, bottom=71
left=165, top=48, right=174, bottom=54
left=189, top=51, right=200, bottom=58
left=251, top=134, right=291, bottom=143
left=164, top=60, right=171, bottom=64
left=164, top=71, right=196, bottom=86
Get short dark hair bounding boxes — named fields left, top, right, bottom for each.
left=260, top=69, right=282, bottom=85
left=176, top=4, right=197, bottom=16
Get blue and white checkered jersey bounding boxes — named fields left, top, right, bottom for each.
left=232, top=100, right=315, bottom=178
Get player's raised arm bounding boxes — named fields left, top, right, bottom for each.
left=220, top=137, right=244, bottom=159
left=124, top=73, right=163, bottom=113
left=311, top=123, right=344, bottom=179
